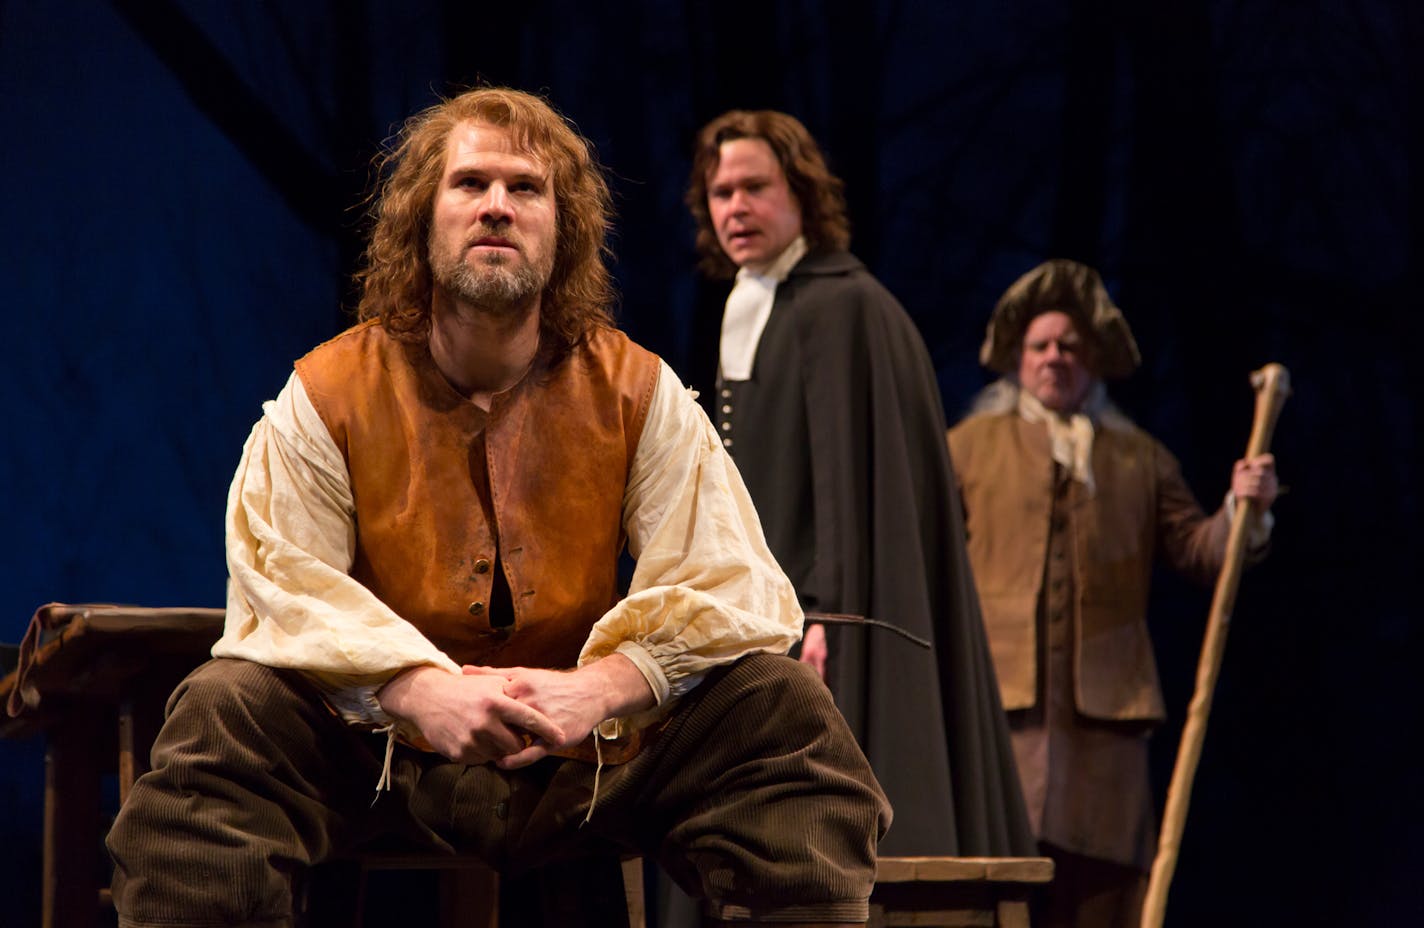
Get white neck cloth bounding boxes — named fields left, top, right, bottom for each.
left=718, top=236, right=808, bottom=381
left=1017, top=382, right=1106, bottom=496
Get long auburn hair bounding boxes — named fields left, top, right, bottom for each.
left=355, top=87, right=615, bottom=355
left=686, top=109, right=851, bottom=278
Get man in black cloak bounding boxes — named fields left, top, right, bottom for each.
left=685, top=109, right=1034, bottom=858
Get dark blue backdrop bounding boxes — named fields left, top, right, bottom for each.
left=2, top=1, right=1419, bottom=924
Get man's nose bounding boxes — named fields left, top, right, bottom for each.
left=477, top=183, right=513, bottom=222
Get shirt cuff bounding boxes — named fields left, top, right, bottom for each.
left=1225, top=492, right=1275, bottom=551
left=321, top=682, right=396, bottom=728
left=613, top=640, right=672, bottom=705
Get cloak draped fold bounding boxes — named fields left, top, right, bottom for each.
left=717, top=250, right=1033, bottom=856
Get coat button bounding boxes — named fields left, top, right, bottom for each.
left=474, top=558, right=491, bottom=574
left=468, top=602, right=485, bottom=615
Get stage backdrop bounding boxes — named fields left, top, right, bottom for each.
left=2, top=2, right=1419, bottom=925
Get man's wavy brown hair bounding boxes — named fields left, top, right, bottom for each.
left=355, top=87, right=615, bottom=354
left=686, top=110, right=851, bottom=278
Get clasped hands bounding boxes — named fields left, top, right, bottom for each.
left=376, top=654, right=653, bottom=770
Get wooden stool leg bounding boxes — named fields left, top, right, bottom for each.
left=438, top=866, right=498, bottom=928
left=620, top=857, right=645, bottom=928
left=998, top=898, right=1031, bottom=928
left=44, top=710, right=103, bottom=928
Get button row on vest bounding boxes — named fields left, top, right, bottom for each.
left=468, top=601, right=485, bottom=616
left=474, top=558, right=491, bottom=574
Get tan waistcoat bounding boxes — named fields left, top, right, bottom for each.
left=948, top=412, right=1226, bottom=722
left=296, top=320, right=660, bottom=670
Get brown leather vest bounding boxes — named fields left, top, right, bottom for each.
left=295, top=319, right=660, bottom=670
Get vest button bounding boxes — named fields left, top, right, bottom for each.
left=468, top=601, right=485, bottom=615
left=474, top=558, right=491, bottom=574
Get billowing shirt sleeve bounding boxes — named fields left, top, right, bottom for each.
left=577, top=360, right=803, bottom=705
left=213, top=373, right=461, bottom=711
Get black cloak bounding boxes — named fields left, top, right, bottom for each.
left=714, top=250, right=1034, bottom=856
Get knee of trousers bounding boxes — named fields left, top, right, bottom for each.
left=107, top=659, right=369, bottom=922
left=147, top=658, right=337, bottom=765
left=709, top=654, right=881, bottom=779
left=655, top=654, right=891, bottom=909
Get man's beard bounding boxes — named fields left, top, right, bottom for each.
left=429, top=229, right=551, bottom=316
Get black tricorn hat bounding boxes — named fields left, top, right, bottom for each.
left=979, top=259, right=1141, bottom=378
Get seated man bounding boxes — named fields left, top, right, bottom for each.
left=106, top=86, right=889, bottom=928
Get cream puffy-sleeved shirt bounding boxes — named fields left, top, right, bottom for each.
left=215, top=358, right=803, bottom=731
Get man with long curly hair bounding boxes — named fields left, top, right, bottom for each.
left=686, top=111, right=1033, bottom=860
left=107, top=87, right=889, bottom=927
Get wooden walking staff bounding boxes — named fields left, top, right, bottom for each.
left=1141, top=362, right=1291, bottom=928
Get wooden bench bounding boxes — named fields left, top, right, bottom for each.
left=2, top=604, right=227, bottom=928
left=872, top=856, right=1053, bottom=928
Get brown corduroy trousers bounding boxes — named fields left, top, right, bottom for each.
left=106, top=653, right=890, bottom=927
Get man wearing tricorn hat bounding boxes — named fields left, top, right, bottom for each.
left=947, top=259, right=1278, bottom=928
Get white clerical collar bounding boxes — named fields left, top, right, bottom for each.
left=718, top=236, right=808, bottom=382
